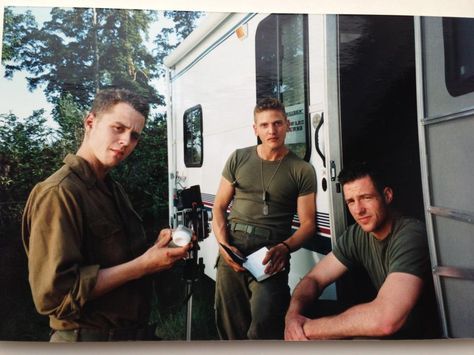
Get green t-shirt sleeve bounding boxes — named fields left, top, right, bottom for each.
left=387, top=219, right=430, bottom=278
left=296, top=163, right=317, bottom=197
left=332, top=225, right=360, bottom=270
left=222, top=149, right=242, bottom=184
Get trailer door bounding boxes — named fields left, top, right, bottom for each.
left=415, top=17, right=474, bottom=338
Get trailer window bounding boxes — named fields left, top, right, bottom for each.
left=443, top=18, right=474, bottom=97
left=255, top=14, right=310, bottom=161
left=183, top=105, right=203, bottom=167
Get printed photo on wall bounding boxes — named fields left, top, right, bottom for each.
left=1, top=2, right=473, bottom=342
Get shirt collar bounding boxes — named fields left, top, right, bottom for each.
left=63, top=154, right=98, bottom=188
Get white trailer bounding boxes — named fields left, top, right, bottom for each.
left=164, top=13, right=474, bottom=338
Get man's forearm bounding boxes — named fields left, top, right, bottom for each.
left=303, top=300, right=401, bottom=339
left=286, top=276, right=321, bottom=317
left=90, top=258, right=144, bottom=299
left=212, top=208, right=230, bottom=245
left=90, top=242, right=190, bottom=299
left=283, top=220, right=315, bottom=252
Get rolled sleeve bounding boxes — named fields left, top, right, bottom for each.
left=24, top=184, right=99, bottom=320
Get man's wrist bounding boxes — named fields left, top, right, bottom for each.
left=280, top=241, right=292, bottom=253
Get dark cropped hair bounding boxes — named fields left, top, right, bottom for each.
left=90, top=88, right=149, bottom=120
left=253, top=97, right=287, bottom=121
left=338, top=161, right=389, bottom=196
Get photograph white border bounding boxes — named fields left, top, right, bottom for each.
left=1, top=0, right=473, bottom=353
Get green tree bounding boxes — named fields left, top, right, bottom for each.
left=154, top=11, right=203, bottom=73
left=3, top=7, right=161, bottom=109
left=51, top=93, right=87, bottom=156
left=1, top=8, right=38, bottom=64
left=0, top=110, right=59, bottom=226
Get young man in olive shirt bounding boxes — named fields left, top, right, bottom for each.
left=285, top=162, right=440, bottom=340
left=212, top=98, right=317, bottom=339
left=22, top=89, right=190, bottom=341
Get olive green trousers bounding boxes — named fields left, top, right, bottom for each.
left=215, top=228, right=290, bottom=340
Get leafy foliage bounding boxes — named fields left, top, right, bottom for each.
left=154, top=11, right=203, bottom=73
left=3, top=8, right=162, bottom=109
left=52, top=93, right=87, bottom=156
left=1, top=8, right=38, bottom=64
left=0, top=111, right=59, bottom=226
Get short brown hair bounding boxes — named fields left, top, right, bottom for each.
left=90, top=88, right=149, bottom=120
left=253, top=97, right=287, bottom=121
left=338, top=161, right=389, bottom=196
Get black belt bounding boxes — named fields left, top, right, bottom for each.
left=52, top=325, right=156, bottom=341
left=230, top=222, right=271, bottom=238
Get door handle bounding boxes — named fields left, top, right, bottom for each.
left=312, top=112, right=326, bottom=168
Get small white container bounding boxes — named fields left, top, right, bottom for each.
left=172, top=225, right=193, bottom=247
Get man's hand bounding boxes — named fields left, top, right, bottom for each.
left=155, top=228, right=172, bottom=247
left=219, top=244, right=245, bottom=272
left=90, top=228, right=192, bottom=299
left=141, top=234, right=191, bottom=275
left=262, top=243, right=289, bottom=275
left=285, top=312, right=310, bottom=341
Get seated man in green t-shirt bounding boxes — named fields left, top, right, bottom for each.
left=285, top=162, right=440, bottom=340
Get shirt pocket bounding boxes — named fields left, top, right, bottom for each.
left=88, top=218, right=130, bottom=266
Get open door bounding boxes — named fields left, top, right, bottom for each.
left=415, top=17, right=474, bottom=338
left=327, top=14, right=422, bottom=306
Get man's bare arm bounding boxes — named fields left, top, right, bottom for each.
left=302, top=272, right=424, bottom=339
left=264, top=192, right=316, bottom=274
left=285, top=252, right=348, bottom=340
left=90, top=229, right=190, bottom=299
left=211, top=177, right=244, bottom=272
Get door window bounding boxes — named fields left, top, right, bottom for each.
left=255, top=14, right=310, bottom=160
left=443, top=18, right=474, bottom=97
left=183, top=105, right=203, bottom=167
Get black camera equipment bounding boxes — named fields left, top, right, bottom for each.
left=173, top=185, right=211, bottom=340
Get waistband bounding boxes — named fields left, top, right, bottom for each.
left=51, top=325, right=157, bottom=342
left=230, top=222, right=271, bottom=239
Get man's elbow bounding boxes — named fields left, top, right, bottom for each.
left=299, top=219, right=316, bottom=237
left=36, top=293, right=82, bottom=321
left=373, top=313, right=407, bottom=337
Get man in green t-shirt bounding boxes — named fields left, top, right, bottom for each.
left=212, top=98, right=317, bottom=339
left=285, top=162, right=440, bottom=340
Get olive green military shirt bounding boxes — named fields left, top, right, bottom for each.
left=222, top=146, right=316, bottom=241
left=332, top=216, right=440, bottom=338
left=22, top=154, right=151, bottom=331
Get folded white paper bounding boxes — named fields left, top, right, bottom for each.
left=243, top=247, right=275, bottom=282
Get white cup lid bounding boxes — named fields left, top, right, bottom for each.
left=172, top=227, right=192, bottom=246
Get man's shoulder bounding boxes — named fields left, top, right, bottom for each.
left=392, top=216, right=426, bottom=237
left=285, top=151, right=315, bottom=173
left=30, top=164, right=84, bottom=201
left=233, top=146, right=256, bottom=156
left=226, top=146, right=256, bottom=166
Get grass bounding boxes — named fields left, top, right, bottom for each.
left=151, top=264, right=219, bottom=341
